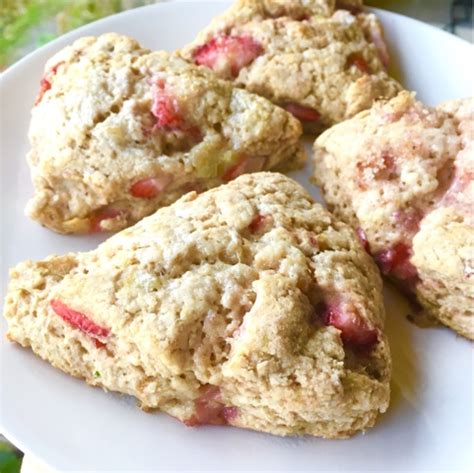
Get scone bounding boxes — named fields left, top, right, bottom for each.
left=179, top=0, right=401, bottom=132
left=313, top=91, right=474, bottom=339
left=4, top=173, right=391, bottom=438
left=27, top=33, right=304, bottom=234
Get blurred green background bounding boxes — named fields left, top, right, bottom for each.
left=1, top=0, right=154, bottom=68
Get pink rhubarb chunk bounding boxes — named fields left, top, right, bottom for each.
left=184, top=385, right=238, bottom=427
left=356, top=227, right=371, bottom=253
left=222, top=156, right=266, bottom=182
left=50, top=299, right=110, bottom=341
left=35, top=62, right=64, bottom=105
left=130, top=175, right=172, bottom=199
left=321, top=302, right=378, bottom=351
left=284, top=103, right=320, bottom=122
left=194, top=35, right=263, bottom=78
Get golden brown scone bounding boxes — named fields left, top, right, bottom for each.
left=27, top=33, right=304, bottom=234
left=179, top=0, right=401, bottom=133
left=313, top=91, right=474, bottom=339
left=4, top=173, right=390, bottom=438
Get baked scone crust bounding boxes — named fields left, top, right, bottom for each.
left=180, top=0, right=401, bottom=131
left=313, top=91, right=474, bottom=339
left=5, top=173, right=390, bottom=438
left=27, top=33, right=304, bottom=234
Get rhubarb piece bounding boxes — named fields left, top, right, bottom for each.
left=26, top=33, right=304, bottom=234
left=313, top=91, right=474, bottom=339
left=35, top=62, right=64, bottom=105
left=130, top=175, right=172, bottom=199
left=5, top=173, right=390, bottom=438
left=284, top=103, right=320, bottom=122
left=50, top=300, right=109, bottom=340
left=184, top=385, right=237, bottom=426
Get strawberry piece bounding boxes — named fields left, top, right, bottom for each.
left=376, top=242, right=419, bottom=282
left=321, top=302, right=378, bottom=351
left=151, top=87, right=183, bottom=129
left=89, top=208, right=125, bottom=233
left=222, top=155, right=267, bottom=183
left=347, top=53, right=371, bottom=74
left=248, top=213, right=267, bottom=234
left=50, top=300, right=109, bottom=340
left=194, top=35, right=263, bottom=78
left=35, top=62, right=64, bottom=106
left=284, top=103, right=320, bottom=122
left=356, top=227, right=371, bottom=253
left=130, top=175, right=172, bottom=199
left=184, top=385, right=238, bottom=427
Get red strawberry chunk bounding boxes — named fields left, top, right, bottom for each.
left=151, top=88, right=183, bottom=129
left=248, top=213, right=267, bottom=234
left=184, top=385, right=238, bottom=427
left=376, top=242, right=419, bottom=285
left=284, top=103, right=320, bottom=122
left=35, top=61, right=64, bottom=106
left=194, top=35, right=263, bottom=78
left=50, top=300, right=109, bottom=341
left=130, top=175, right=172, bottom=199
left=347, top=53, right=371, bottom=74
left=356, top=227, right=371, bottom=253
left=89, top=208, right=125, bottom=233
left=321, top=302, right=378, bottom=351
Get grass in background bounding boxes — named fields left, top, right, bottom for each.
left=0, top=0, right=154, bottom=67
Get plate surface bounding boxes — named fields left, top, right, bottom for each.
left=1, top=1, right=473, bottom=471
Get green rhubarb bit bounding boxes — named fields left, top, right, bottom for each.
left=93, top=370, right=101, bottom=378
left=192, top=139, right=240, bottom=179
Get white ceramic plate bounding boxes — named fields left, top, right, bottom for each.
left=1, top=1, right=473, bottom=471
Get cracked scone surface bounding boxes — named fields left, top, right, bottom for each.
left=27, top=33, right=304, bottom=234
left=180, top=0, right=401, bottom=132
left=313, top=91, right=474, bottom=339
left=5, top=173, right=390, bottom=438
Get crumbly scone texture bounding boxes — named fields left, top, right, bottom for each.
left=5, top=173, right=390, bottom=438
left=26, top=33, right=304, bottom=234
left=313, top=91, right=474, bottom=339
left=180, top=1, right=401, bottom=131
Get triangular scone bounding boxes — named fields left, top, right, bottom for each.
left=179, top=0, right=401, bottom=133
left=313, top=92, right=474, bottom=339
left=27, top=33, right=304, bottom=234
left=5, top=173, right=390, bottom=438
